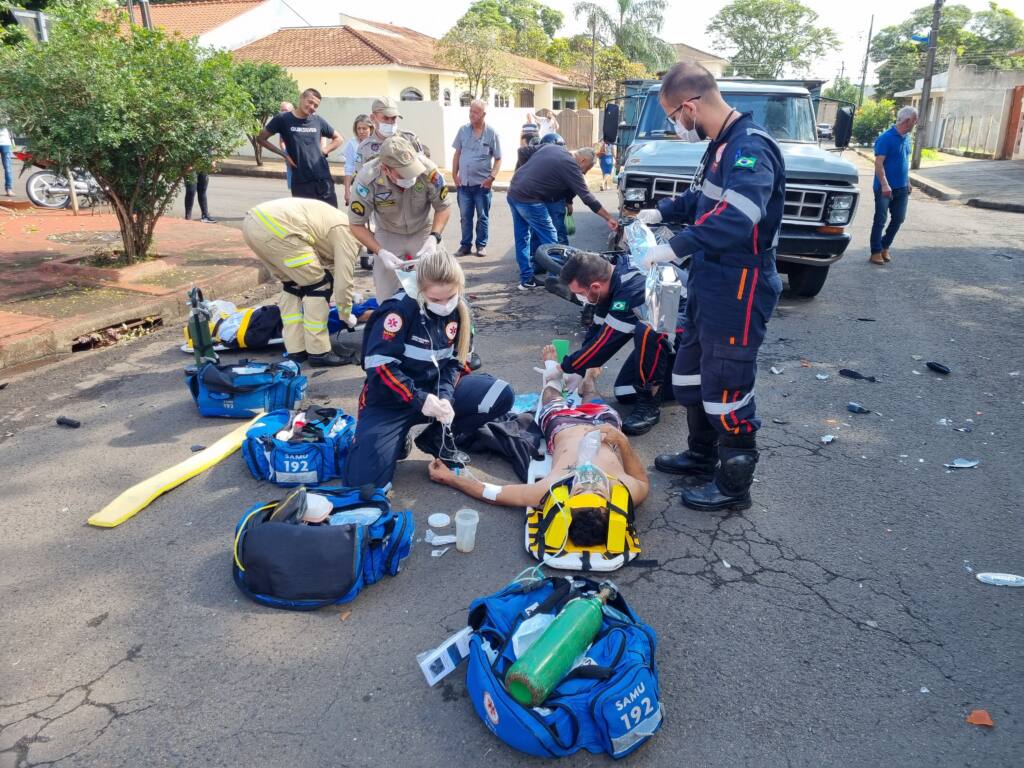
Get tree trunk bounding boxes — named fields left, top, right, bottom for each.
left=106, top=189, right=153, bottom=264
left=249, top=135, right=263, bottom=166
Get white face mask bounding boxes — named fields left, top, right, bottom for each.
left=574, top=292, right=590, bottom=305
left=673, top=118, right=701, bottom=143
left=426, top=295, right=459, bottom=317
left=377, top=122, right=396, bottom=137
left=393, top=174, right=417, bottom=189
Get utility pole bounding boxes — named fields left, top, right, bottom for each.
left=911, top=0, right=944, bottom=170
left=138, top=0, right=154, bottom=30
left=858, top=15, right=874, bottom=109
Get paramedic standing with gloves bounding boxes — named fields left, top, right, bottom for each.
left=636, top=62, right=785, bottom=512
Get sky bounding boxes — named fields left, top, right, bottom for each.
left=344, top=0, right=1024, bottom=87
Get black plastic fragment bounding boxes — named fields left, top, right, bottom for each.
left=839, top=368, right=877, bottom=383
left=56, top=416, right=81, bottom=428
left=926, top=361, right=950, bottom=375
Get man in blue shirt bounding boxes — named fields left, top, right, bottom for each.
left=870, top=106, right=918, bottom=264
left=452, top=100, right=502, bottom=258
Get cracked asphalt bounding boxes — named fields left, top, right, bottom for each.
left=2, top=157, right=1023, bottom=767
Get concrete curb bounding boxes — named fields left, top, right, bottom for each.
left=966, top=198, right=1024, bottom=214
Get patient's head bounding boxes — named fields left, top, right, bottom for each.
left=568, top=507, right=610, bottom=547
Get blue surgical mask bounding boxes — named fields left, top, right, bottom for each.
left=394, top=175, right=416, bottom=189
left=377, top=122, right=396, bottom=137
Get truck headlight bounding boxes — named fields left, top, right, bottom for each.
left=830, top=193, right=854, bottom=210
left=827, top=193, right=854, bottom=225
left=624, top=188, right=647, bottom=202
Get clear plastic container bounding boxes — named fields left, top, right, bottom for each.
left=455, top=508, right=479, bottom=552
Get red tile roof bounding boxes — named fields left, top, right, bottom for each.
left=129, top=0, right=263, bottom=39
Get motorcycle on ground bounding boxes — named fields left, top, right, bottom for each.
left=14, top=151, right=108, bottom=209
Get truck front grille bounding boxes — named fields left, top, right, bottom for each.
left=784, top=187, right=828, bottom=223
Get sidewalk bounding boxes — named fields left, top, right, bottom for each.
left=853, top=147, right=1024, bottom=212
left=0, top=208, right=269, bottom=370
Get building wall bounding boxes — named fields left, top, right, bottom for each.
left=936, top=62, right=1024, bottom=155
left=199, top=0, right=307, bottom=51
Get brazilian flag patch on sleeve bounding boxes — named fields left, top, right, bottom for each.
left=734, top=154, right=757, bottom=171
left=611, top=300, right=628, bottom=311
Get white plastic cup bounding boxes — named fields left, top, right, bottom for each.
left=455, top=508, right=479, bottom=553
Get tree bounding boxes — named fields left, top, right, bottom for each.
left=233, top=60, right=297, bottom=166
left=436, top=21, right=512, bottom=101
left=962, top=2, right=1024, bottom=69
left=707, top=0, right=839, bottom=79
left=852, top=98, right=895, bottom=146
left=458, top=0, right=564, bottom=60
left=572, top=0, right=673, bottom=76
left=823, top=76, right=860, bottom=105
left=0, top=1, right=249, bottom=262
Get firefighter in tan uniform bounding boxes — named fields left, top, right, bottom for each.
left=348, top=135, right=452, bottom=300
left=242, top=197, right=360, bottom=367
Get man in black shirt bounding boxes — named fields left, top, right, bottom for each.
left=258, top=88, right=342, bottom=207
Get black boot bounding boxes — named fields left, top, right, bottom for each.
left=397, top=433, right=413, bottom=461
left=622, top=391, right=661, bottom=435
left=468, top=350, right=483, bottom=371
left=308, top=351, right=347, bottom=367
left=654, top=405, right=718, bottom=476
left=680, top=433, right=758, bottom=512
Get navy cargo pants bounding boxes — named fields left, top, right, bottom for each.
left=671, top=255, right=782, bottom=438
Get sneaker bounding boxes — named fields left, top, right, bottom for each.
left=201, top=216, right=217, bottom=224
left=4, top=189, right=13, bottom=197
left=518, top=277, right=540, bottom=291
left=454, top=246, right=471, bottom=257
left=474, top=247, right=487, bottom=257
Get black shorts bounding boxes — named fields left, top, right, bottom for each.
left=292, top=178, right=338, bottom=208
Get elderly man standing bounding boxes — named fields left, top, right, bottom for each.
left=355, top=97, right=424, bottom=172
left=506, top=144, right=617, bottom=290
left=452, top=99, right=501, bottom=257
left=870, top=106, right=918, bottom=265
left=347, top=136, right=452, bottom=300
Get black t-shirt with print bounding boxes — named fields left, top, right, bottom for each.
left=265, top=111, right=335, bottom=185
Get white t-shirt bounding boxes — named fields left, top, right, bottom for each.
left=0, top=127, right=12, bottom=147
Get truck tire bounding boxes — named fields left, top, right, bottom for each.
left=786, top=265, right=829, bottom=298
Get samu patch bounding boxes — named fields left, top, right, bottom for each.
left=734, top=154, right=757, bottom=171
left=611, top=300, right=628, bottom=311
left=383, top=313, right=403, bottom=334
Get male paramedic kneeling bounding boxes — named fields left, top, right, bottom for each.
left=242, top=197, right=360, bottom=366
left=343, top=250, right=514, bottom=489
left=428, top=345, right=650, bottom=520
left=635, top=62, right=785, bottom=512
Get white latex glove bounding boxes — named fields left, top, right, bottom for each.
left=635, top=208, right=663, bottom=225
left=640, top=243, right=675, bottom=271
left=345, top=313, right=358, bottom=329
left=422, top=394, right=455, bottom=425
left=564, top=373, right=583, bottom=392
left=377, top=249, right=405, bottom=271
left=415, top=236, right=438, bottom=260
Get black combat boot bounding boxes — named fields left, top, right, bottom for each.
left=307, top=351, right=347, bottom=367
left=622, top=390, right=661, bottom=435
left=680, top=433, right=758, bottom=512
left=397, top=433, right=413, bottom=461
left=654, top=405, right=718, bottom=476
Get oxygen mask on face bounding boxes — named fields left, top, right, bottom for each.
left=571, top=430, right=609, bottom=499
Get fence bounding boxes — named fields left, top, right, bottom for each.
left=555, top=109, right=597, bottom=150
left=938, top=113, right=1005, bottom=157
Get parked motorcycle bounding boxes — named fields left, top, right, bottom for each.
left=14, top=151, right=108, bottom=209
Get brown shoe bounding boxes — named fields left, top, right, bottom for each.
left=881, top=248, right=891, bottom=262
left=869, top=252, right=885, bottom=265
left=475, top=247, right=487, bottom=258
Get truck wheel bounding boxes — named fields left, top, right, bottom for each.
left=786, top=265, right=829, bottom=298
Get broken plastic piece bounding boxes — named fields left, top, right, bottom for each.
left=963, top=559, right=974, bottom=574
left=427, top=512, right=451, bottom=528
left=944, top=458, right=979, bottom=469
left=769, top=366, right=783, bottom=375
left=721, top=559, right=731, bottom=569
left=820, top=434, right=836, bottom=444
left=954, top=427, right=973, bottom=433
left=839, top=369, right=877, bottom=382
left=190, top=444, right=206, bottom=452
left=771, top=418, right=789, bottom=425
left=926, top=361, right=950, bottom=375
left=425, top=529, right=457, bottom=546
left=847, top=402, right=870, bottom=414
left=431, top=547, right=450, bottom=558
left=311, top=370, right=327, bottom=378
left=815, top=373, right=830, bottom=381
left=56, top=416, right=81, bottom=428
left=920, top=686, right=930, bottom=694
left=975, top=572, right=1024, bottom=587
left=856, top=317, right=875, bottom=322
left=965, top=709, right=994, bottom=727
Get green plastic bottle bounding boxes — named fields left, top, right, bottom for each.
left=505, top=586, right=615, bottom=707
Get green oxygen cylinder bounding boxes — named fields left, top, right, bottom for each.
left=505, top=585, right=616, bottom=707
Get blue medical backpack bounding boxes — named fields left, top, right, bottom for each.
left=465, top=576, right=663, bottom=759
left=232, top=486, right=414, bottom=611
left=241, top=408, right=356, bottom=486
left=186, top=360, right=306, bottom=418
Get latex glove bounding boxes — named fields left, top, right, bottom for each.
left=564, top=373, right=583, bottom=392
left=640, top=243, right=675, bottom=271
left=377, top=249, right=405, bottom=271
left=345, top=313, right=358, bottom=329
left=635, top=208, right=663, bottom=225
left=415, top=236, right=438, bottom=260
left=422, top=394, right=455, bottom=425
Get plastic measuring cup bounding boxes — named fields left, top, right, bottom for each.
left=551, top=339, right=570, bottom=363
left=455, top=508, right=480, bottom=553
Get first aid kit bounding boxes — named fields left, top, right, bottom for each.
left=186, top=360, right=306, bottom=418
left=242, top=408, right=356, bottom=486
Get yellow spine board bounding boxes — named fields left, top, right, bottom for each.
left=526, top=477, right=640, bottom=559
left=87, top=413, right=262, bottom=529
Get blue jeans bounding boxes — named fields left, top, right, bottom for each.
left=508, top=196, right=558, bottom=283
left=0, top=145, right=13, bottom=192
left=870, top=186, right=909, bottom=253
left=457, top=185, right=492, bottom=249
left=545, top=200, right=569, bottom=245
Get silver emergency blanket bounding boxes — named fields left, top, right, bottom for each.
left=624, top=221, right=686, bottom=348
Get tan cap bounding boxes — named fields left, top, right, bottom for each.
left=379, top=136, right=426, bottom=179
left=371, top=97, right=401, bottom=118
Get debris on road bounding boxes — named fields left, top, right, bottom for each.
left=815, top=373, right=830, bottom=381
left=772, top=418, right=789, bottom=425
left=721, top=559, right=731, bottom=569
left=427, top=513, right=451, bottom=528
left=800, top=359, right=811, bottom=367
left=847, top=402, right=870, bottom=414
left=944, top=458, right=980, bottom=469
left=965, top=709, right=995, bottom=728
left=954, top=427, right=973, bottom=433
left=190, top=444, right=206, bottom=452
left=975, top=572, right=1024, bottom=587
left=820, top=434, right=836, bottom=444
left=431, top=547, right=450, bottom=558
left=856, top=318, right=875, bottom=322
left=425, top=529, right=457, bottom=546
left=770, top=366, right=784, bottom=375
left=839, top=369, right=877, bottom=382
left=920, top=686, right=930, bottom=694
left=963, top=560, right=975, bottom=574
left=56, top=416, right=81, bottom=428
left=926, top=361, right=951, bottom=375
left=311, top=370, right=327, bottom=378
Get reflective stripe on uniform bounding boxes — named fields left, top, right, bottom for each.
left=251, top=207, right=288, bottom=238
left=604, top=314, right=635, bottom=333
left=723, top=190, right=762, bottom=224
left=672, top=373, right=701, bottom=387
left=281, top=312, right=303, bottom=326
left=284, top=252, right=315, bottom=268
left=704, top=390, right=755, bottom=415
left=364, top=354, right=400, bottom=368
left=403, top=345, right=453, bottom=362
left=701, top=180, right=723, bottom=201
left=614, top=385, right=636, bottom=396
left=477, top=378, right=510, bottom=414
left=303, top=319, right=327, bottom=331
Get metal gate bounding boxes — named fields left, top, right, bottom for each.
left=556, top=109, right=596, bottom=150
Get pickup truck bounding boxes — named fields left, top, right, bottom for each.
left=611, top=82, right=858, bottom=297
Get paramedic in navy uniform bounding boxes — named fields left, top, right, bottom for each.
left=343, top=249, right=515, bottom=489
left=636, top=62, right=785, bottom=513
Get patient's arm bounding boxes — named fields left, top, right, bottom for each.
left=428, top=459, right=550, bottom=508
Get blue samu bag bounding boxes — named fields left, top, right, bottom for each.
left=241, top=408, right=356, bottom=486
left=232, top=486, right=413, bottom=611
left=186, top=359, right=306, bottom=418
left=465, top=576, right=663, bottom=760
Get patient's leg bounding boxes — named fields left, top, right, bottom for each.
left=541, top=344, right=565, bottom=405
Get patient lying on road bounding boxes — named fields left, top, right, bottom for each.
left=428, top=345, right=650, bottom=514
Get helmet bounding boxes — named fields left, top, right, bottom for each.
left=540, top=133, right=565, bottom=146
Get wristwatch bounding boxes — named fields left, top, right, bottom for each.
left=430, top=231, right=442, bottom=243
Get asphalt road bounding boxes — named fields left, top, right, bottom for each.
left=2, top=158, right=1023, bottom=768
